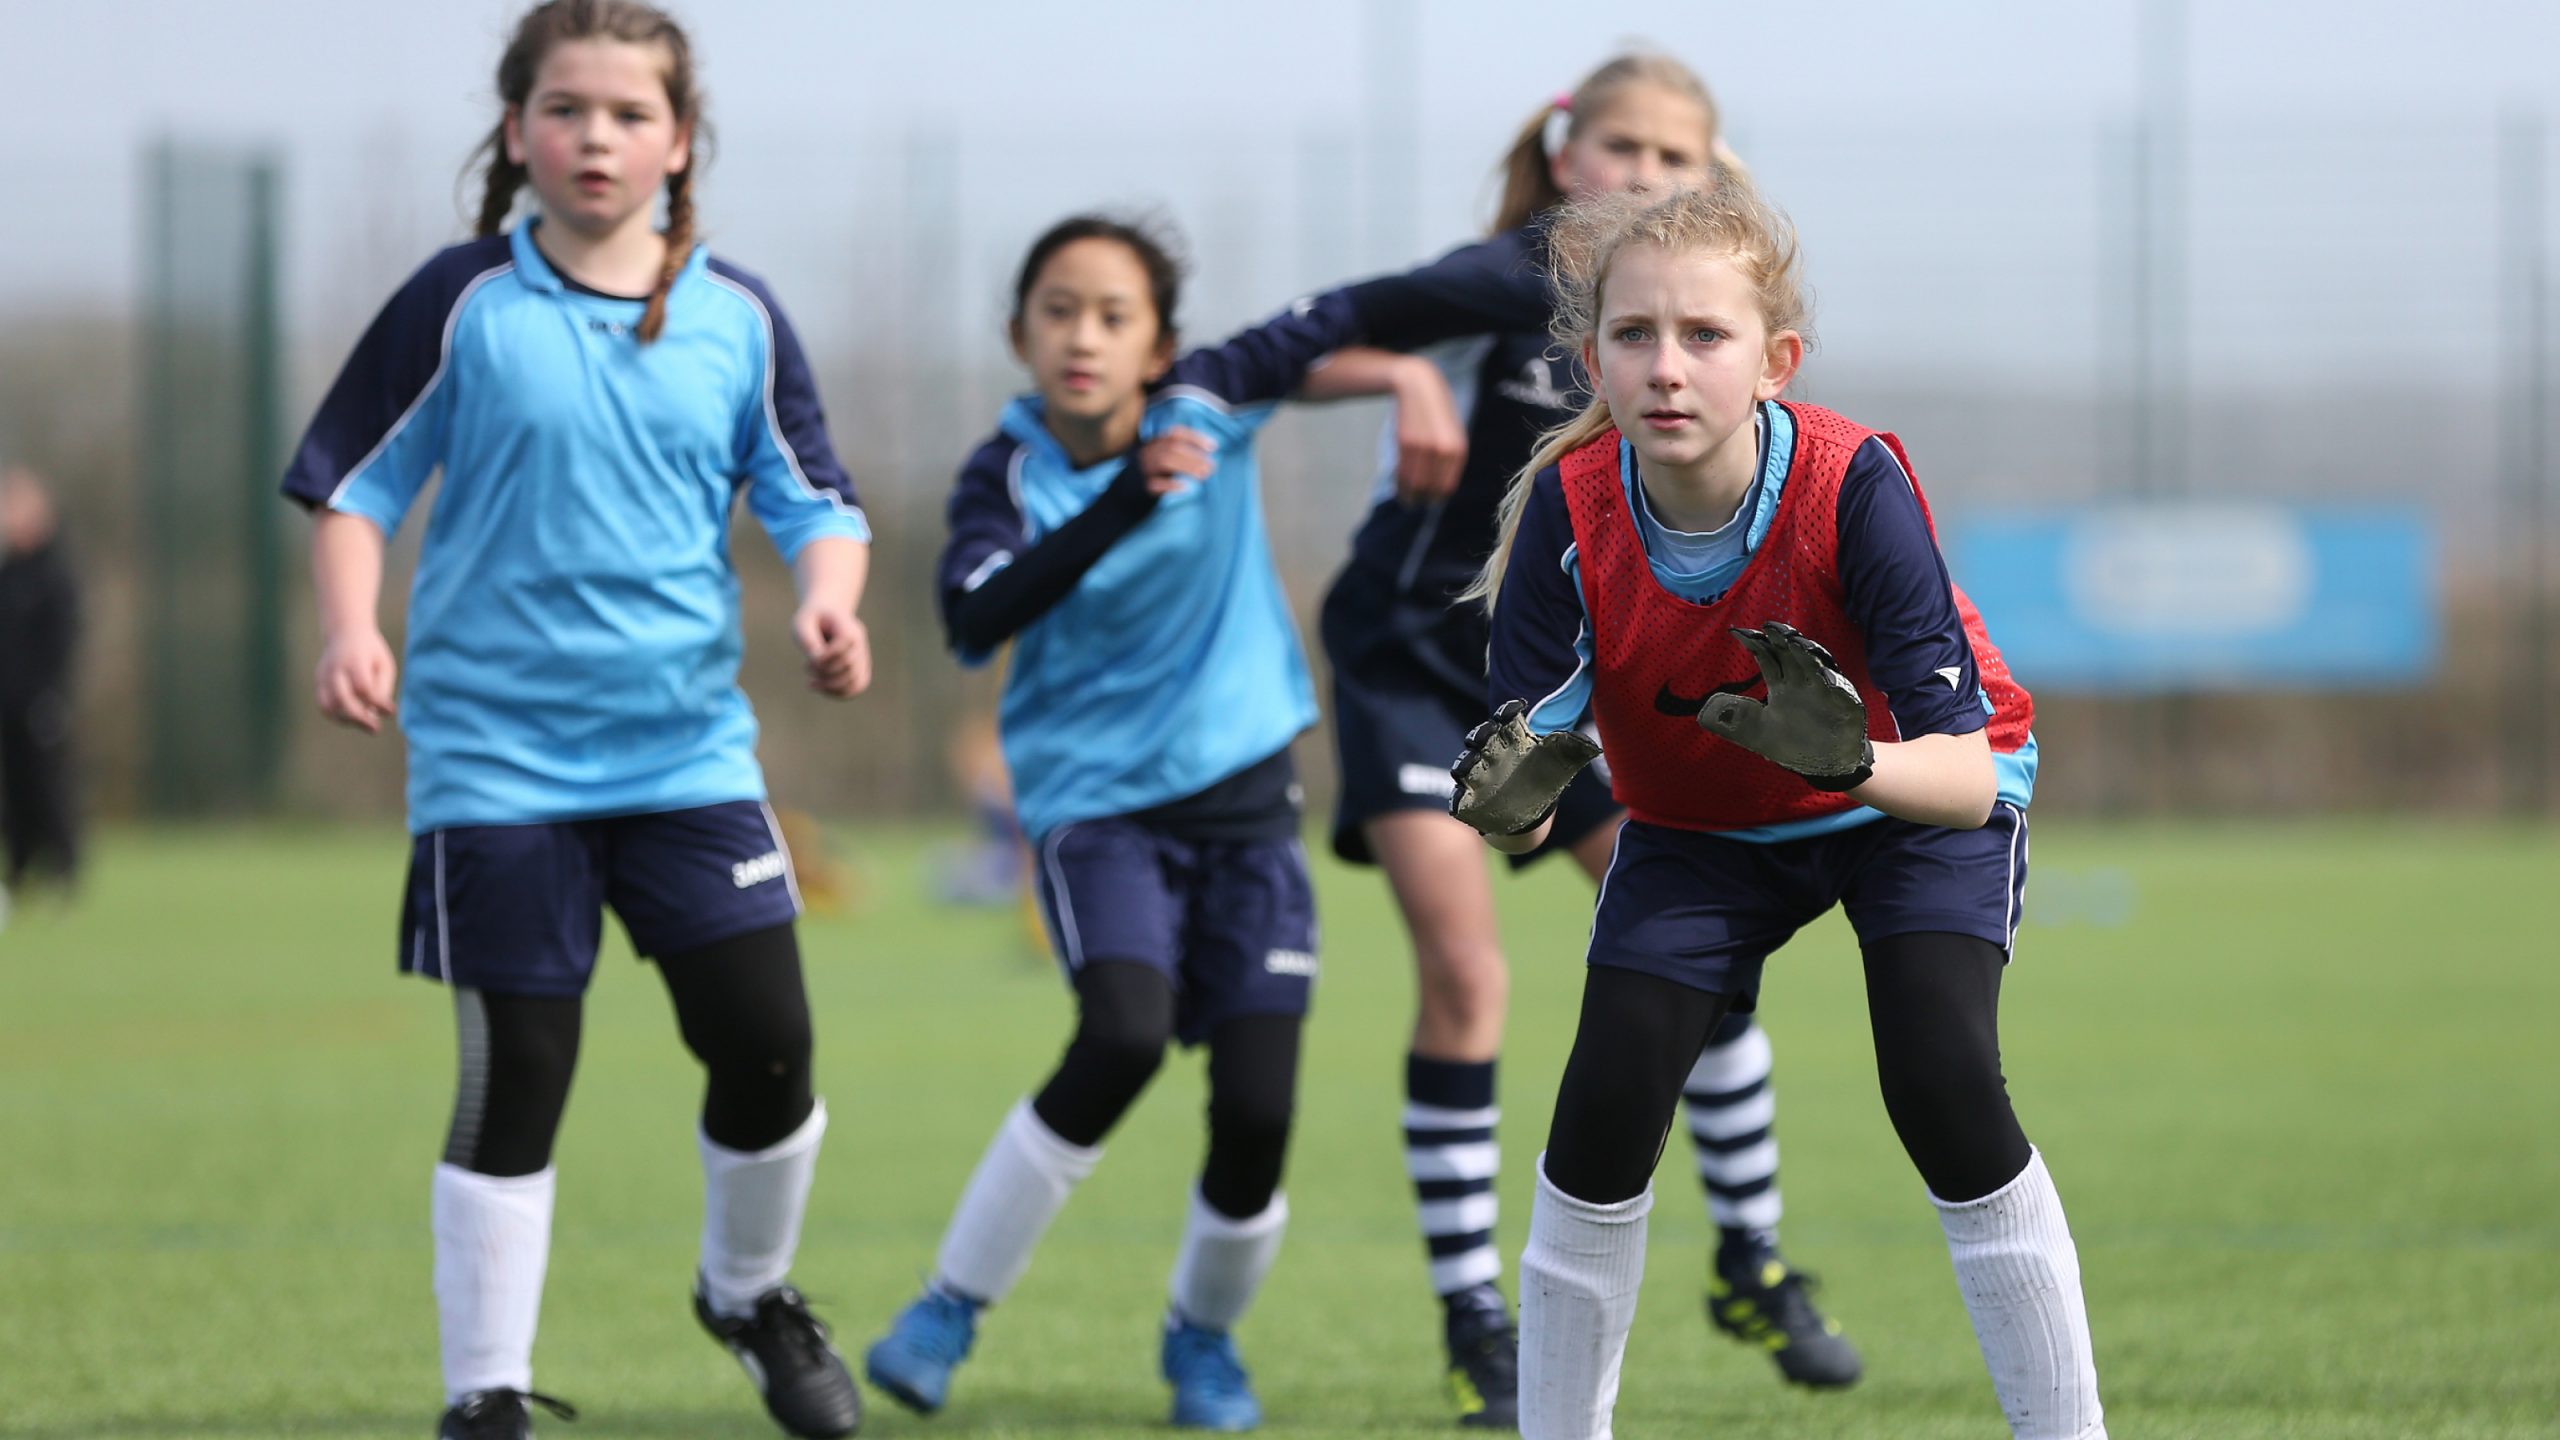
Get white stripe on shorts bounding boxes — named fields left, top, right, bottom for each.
left=757, top=801, right=808, bottom=917
left=1038, top=824, right=1086, bottom=968
left=432, top=831, right=453, bottom=983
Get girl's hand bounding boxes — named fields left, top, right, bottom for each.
left=795, top=605, right=872, bottom=698
left=1136, top=427, right=1218, bottom=495
left=1698, top=622, right=1873, bottom=786
left=315, top=629, right=399, bottom=734
left=1388, top=357, right=1466, bottom=506
left=1449, top=698, right=1602, bottom=846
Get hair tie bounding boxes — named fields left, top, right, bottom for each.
left=1542, top=99, right=1573, bottom=159
left=1553, top=92, right=1574, bottom=112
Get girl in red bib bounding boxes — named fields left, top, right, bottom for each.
left=1451, top=181, right=2105, bottom=1440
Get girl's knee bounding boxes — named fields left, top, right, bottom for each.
left=1415, top=939, right=1509, bottom=1028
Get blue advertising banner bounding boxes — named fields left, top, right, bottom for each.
left=1944, top=505, right=2436, bottom=691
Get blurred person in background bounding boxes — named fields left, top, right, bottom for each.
left=865, top=212, right=1433, bottom=1433
left=0, top=463, right=82, bottom=904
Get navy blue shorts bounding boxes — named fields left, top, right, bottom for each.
left=398, top=800, right=802, bottom=997
left=1587, top=804, right=2030, bottom=1009
left=1325, top=636, right=1619, bottom=871
left=1032, top=818, right=1317, bottom=1045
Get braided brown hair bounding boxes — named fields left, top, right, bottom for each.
left=468, top=0, right=706, bottom=342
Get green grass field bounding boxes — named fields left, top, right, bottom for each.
left=3, top=822, right=2556, bottom=1438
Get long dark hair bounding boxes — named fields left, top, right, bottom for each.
left=467, top=0, right=708, bottom=342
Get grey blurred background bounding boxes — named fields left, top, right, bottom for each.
left=3, top=0, right=2555, bottom=822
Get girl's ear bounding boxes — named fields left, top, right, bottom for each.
left=1756, top=329, right=1804, bottom=400
left=1141, top=328, right=1178, bottom=384
left=1006, top=315, right=1031, bottom=368
left=503, top=106, right=526, bottom=166
left=666, top=120, right=693, bottom=178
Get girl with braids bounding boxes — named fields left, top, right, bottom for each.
left=1295, top=54, right=1855, bottom=1424
left=1449, top=182, right=2097, bottom=1440
left=281, top=4, right=869, bottom=1437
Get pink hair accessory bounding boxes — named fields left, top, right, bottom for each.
left=1552, top=92, right=1574, bottom=111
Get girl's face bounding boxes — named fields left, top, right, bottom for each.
left=1552, top=84, right=1714, bottom=202
left=1585, top=243, right=1800, bottom=480
left=505, top=38, right=690, bottom=239
left=1011, top=238, right=1174, bottom=429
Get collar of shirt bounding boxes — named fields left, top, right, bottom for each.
left=508, top=220, right=707, bottom=298
left=1622, top=402, right=1788, bottom=582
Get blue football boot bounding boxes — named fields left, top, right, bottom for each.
left=862, top=1287, right=980, bottom=1415
left=1161, top=1313, right=1262, bottom=1431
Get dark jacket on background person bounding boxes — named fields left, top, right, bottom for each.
left=0, top=534, right=81, bottom=886
left=0, top=535, right=79, bottom=707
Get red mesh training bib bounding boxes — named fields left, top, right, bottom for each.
left=1557, top=403, right=2033, bottom=832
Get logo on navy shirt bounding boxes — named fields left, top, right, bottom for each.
left=1654, top=675, right=1763, bottom=717
left=731, top=850, right=788, bottom=889
left=1496, top=356, right=1575, bottom=410
left=1264, top=948, right=1319, bottom=978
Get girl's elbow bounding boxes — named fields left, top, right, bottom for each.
left=1946, top=767, right=1998, bottom=829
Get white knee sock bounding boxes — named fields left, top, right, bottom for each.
left=697, top=1099, right=828, bottom=1318
left=432, top=1163, right=555, bottom=1404
left=1168, top=1187, right=1288, bottom=1330
left=933, top=1100, right=1102, bottom=1304
left=1933, top=1148, right=2106, bottom=1439
left=1518, top=1156, right=1652, bottom=1440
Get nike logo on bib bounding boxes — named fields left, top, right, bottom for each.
left=1654, top=676, right=1763, bottom=717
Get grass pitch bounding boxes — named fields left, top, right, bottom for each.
left=2, top=821, right=2555, bottom=1437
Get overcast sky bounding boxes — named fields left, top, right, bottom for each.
left=5, top=0, right=2558, bottom=382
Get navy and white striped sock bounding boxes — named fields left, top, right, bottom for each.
left=1405, top=1054, right=1501, bottom=1305
left=1682, top=1017, right=1783, bottom=1265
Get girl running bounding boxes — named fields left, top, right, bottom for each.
left=281, top=5, right=869, bottom=1437
left=1302, top=55, right=1855, bottom=1422
left=861, top=215, right=1406, bottom=1433
left=1451, top=181, right=2101, bottom=1440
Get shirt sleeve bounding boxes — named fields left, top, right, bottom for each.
left=1486, top=470, right=1596, bottom=737
left=1155, top=289, right=1368, bottom=420
left=938, top=438, right=1167, bottom=666
left=936, top=440, right=1032, bottom=668
left=280, top=242, right=503, bottom=532
left=714, top=263, right=871, bottom=561
left=1835, top=436, right=1987, bottom=739
left=1335, top=228, right=1553, bottom=352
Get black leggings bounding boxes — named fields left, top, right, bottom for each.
left=442, top=922, right=817, bottom=1177
left=1032, top=961, right=1301, bottom=1219
left=1542, top=931, right=2031, bottom=1206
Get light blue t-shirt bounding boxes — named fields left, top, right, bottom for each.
left=937, top=294, right=1369, bottom=840
left=281, top=225, right=870, bottom=832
